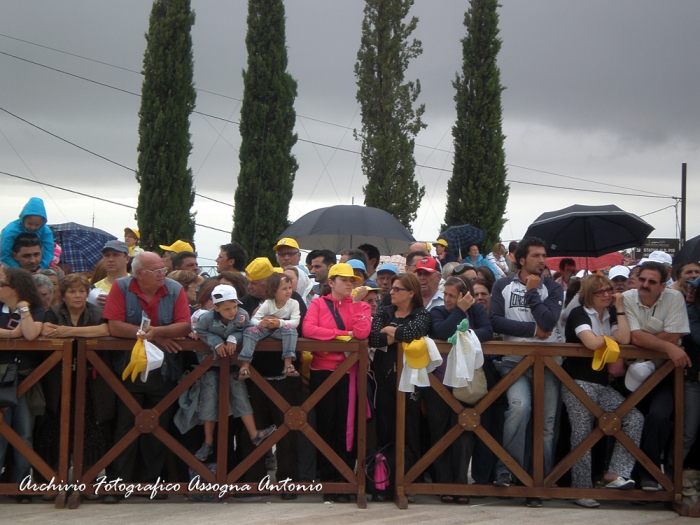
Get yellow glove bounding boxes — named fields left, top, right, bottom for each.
left=122, top=338, right=148, bottom=382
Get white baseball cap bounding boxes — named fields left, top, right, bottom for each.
left=624, top=360, right=656, bottom=392
left=639, top=251, right=673, bottom=266
left=608, top=265, right=630, bottom=280
left=211, top=284, right=241, bottom=304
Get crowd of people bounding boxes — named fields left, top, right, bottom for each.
left=0, top=197, right=699, bottom=510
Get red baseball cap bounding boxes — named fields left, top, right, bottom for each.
left=415, top=257, right=438, bottom=273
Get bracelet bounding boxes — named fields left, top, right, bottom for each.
left=19, top=306, right=30, bottom=314
left=616, top=312, right=626, bottom=316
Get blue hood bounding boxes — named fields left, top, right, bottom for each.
left=19, top=197, right=48, bottom=225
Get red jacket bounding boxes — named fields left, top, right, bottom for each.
left=302, top=294, right=371, bottom=371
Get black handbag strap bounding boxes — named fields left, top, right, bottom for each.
left=324, top=298, right=346, bottom=331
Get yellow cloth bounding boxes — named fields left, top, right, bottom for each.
left=122, top=338, right=148, bottom=382
left=334, top=335, right=352, bottom=342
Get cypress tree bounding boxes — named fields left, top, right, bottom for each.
left=354, top=0, right=426, bottom=231
left=233, top=0, right=298, bottom=259
left=443, top=0, right=508, bottom=250
left=135, top=0, right=196, bottom=251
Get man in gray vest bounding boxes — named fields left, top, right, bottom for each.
left=101, top=251, right=191, bottom=502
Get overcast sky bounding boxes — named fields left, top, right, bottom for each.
left=1, top=0, right=698, bottom=265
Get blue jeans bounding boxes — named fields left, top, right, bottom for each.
left=494, top=359, right=560, bottom=479
left=0, top=394, right=36, bottom=483
left=240, top=325, right=297, bottom=362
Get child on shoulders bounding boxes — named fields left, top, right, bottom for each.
left=1, top=197, right=54, bottom=269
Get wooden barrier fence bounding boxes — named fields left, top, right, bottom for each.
left=394, top=340, right=690, bottom=515
left=0, top=338, right=72, bottom=508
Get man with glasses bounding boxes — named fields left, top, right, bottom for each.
left=415, top=257, right=443, bottom=310
left=622, top=260, right=690, bottom=490
left=274, top=238, right=302, bottom=267
left=102, top=251, right=191, bottom=501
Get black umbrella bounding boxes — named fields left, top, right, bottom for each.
left=524, top=204, right=654, bottom=257
left=439, top=225, right=486, bottom=255
left=278, top=205, right=415, bottom=255
left=675, top=234, right=700, bottom=266
left=50, top=222, right=117, bottom=273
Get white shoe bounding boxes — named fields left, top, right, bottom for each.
left=573, top=498, right=600, bottom=508
left=605, top=477, right=635, bottom=490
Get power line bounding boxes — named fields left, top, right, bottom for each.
left=506, top=163, right=675, bottom=199
left=3, top=38, right=680, bottom=199
left=507, top=179, right=674, bottom=199
left=0, top=105, right=234, bottom=208
left=1, top=46, right=681, bottom=204
left=0, top=172, right=230, bottom=235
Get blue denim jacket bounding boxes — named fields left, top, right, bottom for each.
left=195, top=308, right=250, bottom=366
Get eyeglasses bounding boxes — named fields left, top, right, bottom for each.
left=141, top=267, right=168, bottom=276
left=638, top=277, right=659, bottom=286
left=277, top=251, right=300, bottom=258
left=452, top=263, right=475, bottom=276
left=593, top=287, right=614, bottom=296
left=390, top=286, right=409, bottom=293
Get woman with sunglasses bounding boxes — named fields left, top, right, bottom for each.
left=369, top=272, right=431, bottom=498
left=0, top=267, right=45, bottom=500
left=562, top=274, right=641, bottom=508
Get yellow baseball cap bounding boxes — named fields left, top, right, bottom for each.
left=159, top=240, right=193, bottom=253
left=124, top=227, right=140, bottom=239
left=273, top=238, right=300, bottom=251
left=433, top=238, right=448, bottom=248
left=328, top=263, right=362, bottom=282
left=591, top=335, right=621, bottom=372
left=402, top=338, right=430, bottom=369
left=272, top=267, right=284, bottom=273
left=246, top=257, right=274, bottom=281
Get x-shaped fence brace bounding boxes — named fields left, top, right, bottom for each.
left=0, top=339, right=72, bottom=508
left=394, top=341, right=684, bottom=511
left=68, top=337, right=367, bottom=508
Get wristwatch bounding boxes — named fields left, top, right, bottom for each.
left=19, top=306, right=30, bottom=315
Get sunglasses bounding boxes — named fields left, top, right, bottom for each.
left=391, top=286, right=409, bottom=293
left=593, top=287, right=614, bottom=296
left=277, top=251, right=300, bottom=258
left=452, top=263, right=475, bottom=276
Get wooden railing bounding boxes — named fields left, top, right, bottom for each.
left=394, top=340, right=688, bottom=514
left=67, top=337, right=368, bottom=508
left=0, top=338, right=73, bottom=508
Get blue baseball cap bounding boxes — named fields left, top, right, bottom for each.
left=377, top=263, right=398, bottom=275
left=347, top=259, right=367, bottom=272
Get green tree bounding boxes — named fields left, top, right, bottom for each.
left=135, top=0, right=196, bottom=251
left=443, top=0, right=508, bottom=251
left=354, top=0, right=426, bottom=231
left=233, top=0, right=298, bottom=259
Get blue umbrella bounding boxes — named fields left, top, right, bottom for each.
left=50, top=222, right=117, bottom=273
left=439, top=225, right=486, bottom=256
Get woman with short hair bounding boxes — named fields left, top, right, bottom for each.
left=563, top=275, right=642, bottom=508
